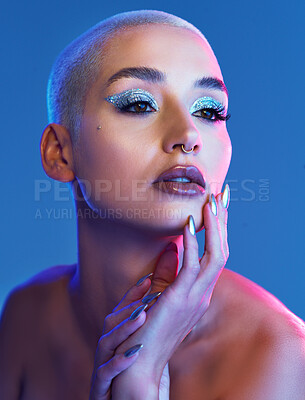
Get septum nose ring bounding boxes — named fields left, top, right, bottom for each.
left=181, top=144, right=194, bottom=153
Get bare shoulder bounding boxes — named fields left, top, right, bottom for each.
left=218, top=268, right=305, bottom=339
left=0, top=264, right=77, bottom=398
left=0, top=262, right=77, bottom=329
left=0, top=263, right=77, bottom=325
left=172, top=268, right=305, bottom=399
left=216, top=268, right=305, bottom=399
left=21, top=263, right=77, bottom=288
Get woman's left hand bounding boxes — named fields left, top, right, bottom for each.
left=111, top=190, right=229, bottom=399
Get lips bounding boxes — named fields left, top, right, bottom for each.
left=153, top=165, right=206, bottom=189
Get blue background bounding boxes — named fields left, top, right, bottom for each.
left=1, top=1, right=304, bottom=319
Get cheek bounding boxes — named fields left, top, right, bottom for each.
left=74, top=131, right=141, bottom=208
left=77, top=113, right=135, bottom=178
left=205, top=129, right=232, bottom=190
left=219, top=136, right=232, bottom=177
left=80, top=141, right=134, bottom=186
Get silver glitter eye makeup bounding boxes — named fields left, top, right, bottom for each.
left=189, top=96, right=227, bottom=121
left=104, top=89, right=159, bottom=112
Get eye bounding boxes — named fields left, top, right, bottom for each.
left=190, top=97, right=231, bottom=123
left=192, top=107, right=229, bottom=121
left=120, top=101, right=156, bottom=113
left=104, top=89, right=159, bottom=115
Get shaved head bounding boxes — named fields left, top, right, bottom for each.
left=46, top=10, right=214, bottom=150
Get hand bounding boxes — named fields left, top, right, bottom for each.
left=89, top=274, right=153, bottom=400
left=159, top=362, right=170, bottom=400
left=112, top=189, right=230, bottom=398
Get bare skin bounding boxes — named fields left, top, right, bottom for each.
left=1, top=24, right=305, bottom=399
left=1, top=264, right=305, bottom=400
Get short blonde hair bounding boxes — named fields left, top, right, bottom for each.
left=47, top=9, right=211, bottom=149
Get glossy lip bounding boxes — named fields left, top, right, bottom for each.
left=153, top=181, right=205, bottom=196
left=153, top=165, right=206, bottom=189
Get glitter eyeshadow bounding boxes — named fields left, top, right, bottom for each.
left=105, top=88, right=159, bottom=111
left=189, top=96, right=226, bottom=115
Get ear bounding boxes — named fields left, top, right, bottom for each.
left=40, top=123, right=75, bottom=182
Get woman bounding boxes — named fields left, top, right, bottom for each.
left=1, top=9, right=305, bottom=400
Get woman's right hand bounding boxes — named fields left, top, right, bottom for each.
left=89, top=273, right=153, bottom=400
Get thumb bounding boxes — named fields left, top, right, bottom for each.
left=150, top=242, right=179, bottom=294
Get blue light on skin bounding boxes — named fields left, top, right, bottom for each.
left=104, top=88, right=228, bottom=120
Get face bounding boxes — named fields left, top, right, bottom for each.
left=73, top=24, right=232, bottom=234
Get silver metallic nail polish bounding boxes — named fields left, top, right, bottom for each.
left=142, top=291, right=162, bottom=304
left=221, top=184, right=230, bottom=209
left=188, top=215, right=196, bottom=236
left=136, top=272, right=153, bottom=287
left=124, top=344, right=143, bottom=358
left=129, top=304, right=148, bottom=321
left=210, top=194, right=217, bottom=216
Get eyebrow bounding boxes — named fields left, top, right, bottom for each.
left=105, top=66, right=228, bottom=97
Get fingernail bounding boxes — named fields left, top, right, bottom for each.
left=210, top=194, right=217, bottom=216
left=221, top=184, right=230, bottom=209
left=136, top=272, right=153, bottom=286
left=142, top=291, right=162, bottom=304
left=124, top=344, right=143, bottom=358
left=188, top=215, right=196, bottom=236
left=165, top=242, right=178, bottom=253
left=129, top=304, right=148, bottom=321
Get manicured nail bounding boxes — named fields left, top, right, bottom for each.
left=221, top=184, right=230, bottom=209
left=136, top=272, right=153, bottom=286
left=165, top=242, right=178, bottom=253
left=129, top=304, right=148, bottom=321
left=142, top=291, right=162, bottom=304
left=124, top=344, right=143, bottom=358
left=188, top=215, right=196, bottom=236
left=210, top=193, right=217, bottom=216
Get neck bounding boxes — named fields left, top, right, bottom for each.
left=69, top=204, right=184, bottom=351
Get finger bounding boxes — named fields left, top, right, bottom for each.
left=104, top=274, right=153, bottom=335
left=90, top=348, right=142, bottom=400
left=215, top=192, right=228, bottom=258
left=194, top=195, right=226, bottom=294
left=149, top=243, right=179, bottom=297
left=103, top=300, right=144, bottom=335
left=167, top=215, right=201, bottom=297
left=215, top=185, right=230, bottom=259
left=96, top=306, right=147, bottom=366
left=159, top=362, right=170, bottom=400
left=112, top=273, right=153, bottom=313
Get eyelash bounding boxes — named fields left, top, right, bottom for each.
left=117, top=101, right=231, bottom=123
left=192, top=105, right=231, bottom=123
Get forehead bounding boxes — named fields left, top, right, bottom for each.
left=98, top=24, right=223, bottom=90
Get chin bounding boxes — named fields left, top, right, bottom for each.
left=119, top=204, right=205, bottom=236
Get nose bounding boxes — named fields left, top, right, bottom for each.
left=162, top=99, right=203, bottom=155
